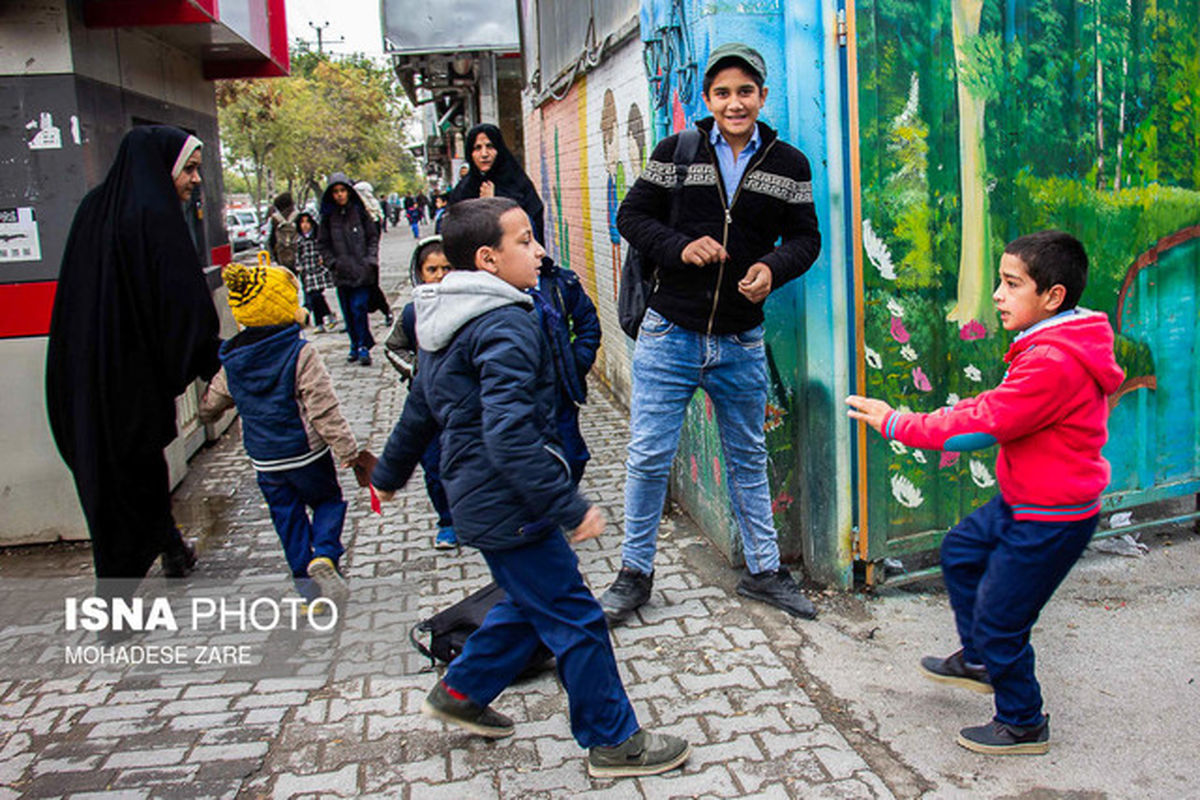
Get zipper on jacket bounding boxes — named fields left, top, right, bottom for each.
left=706, top=137, right=778, bottom=335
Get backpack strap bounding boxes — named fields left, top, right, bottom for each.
left=668, top=128, right=703, bottom=229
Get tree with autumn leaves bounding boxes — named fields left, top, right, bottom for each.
left=217, top=51, right=423, bottom=209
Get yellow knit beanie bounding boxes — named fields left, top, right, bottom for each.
left=222, top=262, right=306, bottom=327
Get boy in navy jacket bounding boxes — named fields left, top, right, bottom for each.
left=371, top=198, right=689, bottom=778
left=847, top=231, right=1124, bottom=755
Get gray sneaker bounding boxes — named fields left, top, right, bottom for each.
left=599, top=567, right=653, bottom=626
left=421, top=681, right=514, bottom=739
left=587, top=728, right=690, bottom=778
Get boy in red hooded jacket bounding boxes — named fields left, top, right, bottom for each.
left=847, top=230, right=1124, bottom=756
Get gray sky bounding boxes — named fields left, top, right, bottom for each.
left=285, top=0, right=386, bottom=61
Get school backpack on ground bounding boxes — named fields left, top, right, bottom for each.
left=617, top=128, right=702, bottom=339
left=273, top=211, right=299, bottom=268
left=409, top=581, right=553, bottom=675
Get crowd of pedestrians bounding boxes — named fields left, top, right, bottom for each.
left=44, top=41, right=1126, bottom=778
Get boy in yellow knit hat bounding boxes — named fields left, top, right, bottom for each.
left=200, top=262, right=370, bottom=609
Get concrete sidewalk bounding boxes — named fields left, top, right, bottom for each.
left=0, top=226, right=1196, bottom=799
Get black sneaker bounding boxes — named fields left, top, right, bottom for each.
left=347, top=351, right=359, bottom=363
left=587, top=728, right=691, bottom=778
left=599, top=567, right=653, bottom=625
left=736, top=567, right=817, bottom=619
left=957, top=716, right=1050, bottom=755
left=420, top=681, right=514, bottom=739
left=920, top=649, right=993, bottom=694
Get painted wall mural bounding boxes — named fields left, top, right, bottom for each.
left=857, top=0, right=1200, bottom=558
left=524, top=36, right=653, bottom=403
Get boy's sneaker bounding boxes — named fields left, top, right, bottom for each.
left=587, top=728, right=691, bottom=778
left=957, top=716, right=1050, bottom=755
left=599, top=567, right=653, bottom=625
left=421, top=681, right=514, bottom=739
left=347, top=350, right=359, bottom=363
left=307, top=556, right=350, bottom=608
left=358, top=348, right=372, bottom=367
left=162, top=537, right=197, bottom=578
left=324, top=318, right=339, bottom=333
left=434, top=526, right=458, bottom=549
left=736, top=567, right=817, bottom=619
left=920, top=649, right=993, bottom=694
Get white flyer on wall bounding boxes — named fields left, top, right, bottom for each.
left=0, top=207, right=42, bottom=263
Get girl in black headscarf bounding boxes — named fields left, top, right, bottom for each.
left=448, top=123, right=546, bottom=245
left=46, top=125, right=221, bottom=586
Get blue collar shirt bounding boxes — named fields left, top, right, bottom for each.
left=708, top=123, right=761, bottom=206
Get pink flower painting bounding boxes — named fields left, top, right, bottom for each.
left=959, top=319, right=987, bottom=341
left=939, top=451, right=960, bottom=469
left=889, top=316, right=910, bottom=344
left=912, top=366, right=933, bottom=392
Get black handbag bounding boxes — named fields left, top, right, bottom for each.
left=409, top=581, right=553, bottom=675
left=617, top=128, right=702, bottom=339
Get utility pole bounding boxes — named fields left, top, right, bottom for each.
left=306, top=20, right=344, bottom=55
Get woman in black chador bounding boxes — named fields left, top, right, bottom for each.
left=46, top=125, right=222, bottom=587
left=448, top=123, right=547, bottom=245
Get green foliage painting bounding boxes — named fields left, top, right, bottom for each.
left=857, top=0, right=1200, bottom=559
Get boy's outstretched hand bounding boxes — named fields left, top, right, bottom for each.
left=569, top=505, right=605, bottom=543
left=845, top=395, right=894, bottom=435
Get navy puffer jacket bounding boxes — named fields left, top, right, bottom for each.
left=371, top=271, right=589, bottom=549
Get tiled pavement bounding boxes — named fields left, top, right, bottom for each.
left=0, top=229, right=903, bottom=799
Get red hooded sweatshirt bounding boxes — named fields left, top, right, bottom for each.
left=881, top=309, right=1126, bottom=521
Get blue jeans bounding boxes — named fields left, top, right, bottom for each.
left=336, top=286, right=375, bottom=356
left=623, top=308, right=779, bottom=575
left=444, top=532, right=639, bottom=748
left=941, top=495, right=1097, bottom=727
left=419, top=435, right=453, bottom=528
left=255, top=453, right=347, bottom=601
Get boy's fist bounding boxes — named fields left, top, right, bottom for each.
left=348, top=450, right=378, bottom=488
left=845, top=395, right=894, bottom=434
left=569, top=505, right=605, bottom=543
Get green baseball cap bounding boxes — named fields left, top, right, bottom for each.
left=704, top=42, right=767, bottom=83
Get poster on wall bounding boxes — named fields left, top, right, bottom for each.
left=0, top=207, right=42, bottom=263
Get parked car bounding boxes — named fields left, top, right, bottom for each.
left=225, top=209, right=261, bottom=252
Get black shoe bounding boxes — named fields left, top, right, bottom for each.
left=957, top=716, right=1050, bottom=755
left=420, top=681, right=514, bottom=739
left=161, top=538, right=197, bottom=578
left=347, top=351, right=359, bottom=363
left=599, top=567, right=653, bottom=625
left=587, top=728, right=691, bottom=778
left=359, top=352, right=372, bottom=366
left=920, top=649, right=993, bottom=694
left=736, top=567, right=817, bottom=619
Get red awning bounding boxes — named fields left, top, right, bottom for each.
left=83, top=0, right=290, bottom=79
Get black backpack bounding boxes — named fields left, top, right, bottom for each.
left=409, top=581, right=553, bottom=675
left=617, top=128, right=703, bottom=339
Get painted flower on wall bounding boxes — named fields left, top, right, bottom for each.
left=764, top=402, right=786, bottom=433
left=890, top=316, right=910, bottom=343
left=939, top=451, right=960, bottom=469
left=912, top=449, right=927, bottom=464
left=889, top=440, right=908, bottom=455
left=964, top=364, right=983, bottom=382
left=912, top=366, right=932, bottom=391
left=772, top=491, right=794, bottom=514
left=891, top=474, right=924, bottom=508
left=863, top=219, right=897, bottom=280
left=690, top=454, right=698, bottom=483
left=887, top=298, right=905, bottom=318
left=969, top=459, right=995, bottom=488
left=712, top=456, right=722, bottom=487
left=865, top=346, right=882, bottom=369
left=900, top=344, right=918, bottom=361
left=959, top=319, right=988, bottom=341
left=945, top=392, right=961, bottom=407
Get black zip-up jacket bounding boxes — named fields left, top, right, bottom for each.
left=616, top=118, right=821, bottom=335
